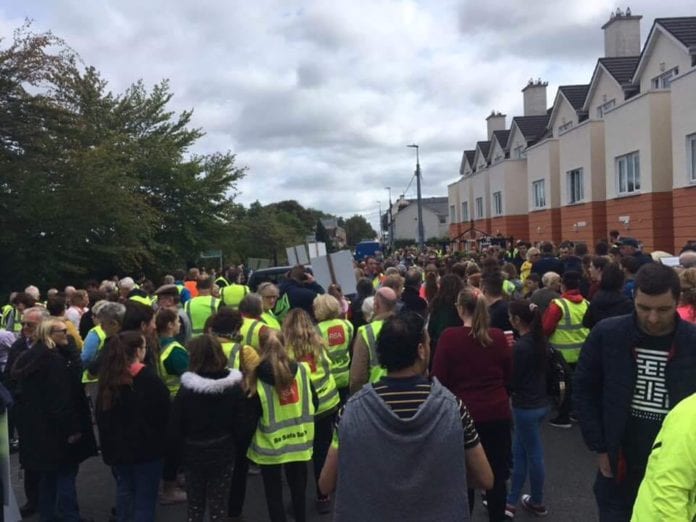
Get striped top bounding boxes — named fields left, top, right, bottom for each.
left=335, top=375, right=480, bottom=449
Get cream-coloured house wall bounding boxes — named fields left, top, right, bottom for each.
left=508, top=126, right=527, bottom=158
left=475, top=148, right=488, bottom=171
left=671, top=68, right=696, bottom=189
left=471, top=169, right=490, bottom=218
left=490, top=139, right=506, bottom=165
left=392, top=203, right=447, bottom=241
left=559, top=120, right=606, bottom=204
left=587, top=68, right=625, bottom=120
left=458, top=177, right=473, bottom=221
left=604, top=91, right=672, bottom=198
left=489, top=160, right=528, bottom=215
left=526, top=139, right=560, bottom=211
left=638, top=29, right=692, bottom=93
left=463, top=161, right=473, bottom=176
left=551, top=96, right=578, bottom=137
left=448, top=181, right=461, bottom=223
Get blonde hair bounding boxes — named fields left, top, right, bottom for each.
left=679, top=267, right=696, bottom=307
left=456, top=287, right=492, bottom=347
left=248, top=330, right=294, bottom=396
left=313, top=294, right=341, bottom=322
left=36, top=318, right=65, bottom=349
left=526, top=247, right=540, bottom=261
left=282, top=308, right=325, bottom=362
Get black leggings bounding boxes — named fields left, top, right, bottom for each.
left=260, top=462, right=307, bottom=522
left=313, top=412, right=335, bottom=495
left=185, top=463, right=233, bottom=522
left=468, top=419, right=512, bottom=522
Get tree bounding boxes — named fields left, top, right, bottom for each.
left=0, top=25, right=245, bottom=292
left=343, top=215, right=377, bottom=247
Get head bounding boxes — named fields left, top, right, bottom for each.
left=207, top=307, right=243, bottom=340
left=282, top=308, right=324, bottom=360
left=634, top=263, right=680, bottom=336
left=517, top=242, right=528, bottom=258
left=187, top=268, right=200, bottom=281
left=70, top=290, right=89, bottom=308
left=590, top=256, right=610, bottom=282
left=540, top=241, right=554, bottom=255
left=559, top=241, right=573, bottom=258
left=36, top=318, right=69, bottom=349
left=12, top=292, right=37, bottom=313
left=373, top=287, right=398, bottom=316
left=381, top=274, right=404, bottom=297
left=122, top=301, right=155, bottom=335
left=289, top=265, right=308, bottom=283
left=173, top=269, right=186, bottom=282
left=24, top=285, right=40, bottom=302
left=118, top=277, right=135, bottom=298
left=96, top=302, right=126, bottom=337
left=430, top=273, right=463, bottom=312
left=257, top=282, right=280, bottom=312
left=679, top=268, right=696, bottom=308
left=20, top=307, right=49, bottom=341
left=542, top=272, right=561, bottom=292
left=404, top=269, right=422, bottom=291
left=574, top=242, right=589, bottom=257
left=155, top=308, right=180, bottom=337
left=361, top=296, right=375, bottom=323
left=679, top=251, right=696, bottom=269
left=598, top=263, right=625, bottom=292
left=619, top=237, right=639, bottom=256
left=481, top=270, right=504, bottom=299
left=313, top=294, right=341, bottom=322
left=196, top=276, right=212, bottom=295
left=46, top=295, right=67, bottom=317
left=162, top=274, right=175, bottom=285
left=508, top=300, right=546, bottom=366
left=456, top=287, right=492, bottom=346
left=187, top=335, right=228, bottom=374
left=620, top=255, right=640, bottom=277
left=154, top=285, right=180, bottom=309
left=254, top=330, right=294, bottom=395
left=595, top=240, right=609, bottom=256
left=356, top=278, right=374, bottom=298
left=97, top=332, right=147, bottom=410
left=238, top=293, right=263, bottom=318
left=376, top=311, right=429, bottom=375
left=365, top=257, right=379, bottom=275
left=609, top=229, right=620, bottom=242
left=561, top=271, right=581, bottom=292
left=524, top=273, right=541, bottom=294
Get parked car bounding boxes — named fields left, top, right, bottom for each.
left=247, top=265, right=312, bottom=292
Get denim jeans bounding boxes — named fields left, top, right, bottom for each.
left=113, top=459, right=163, bottom=522
left=507, top=405, right=549, bottom=506
left=39, top=464, right=80, bottom=522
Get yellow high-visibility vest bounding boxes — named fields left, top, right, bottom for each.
left=184, top=295, right=220, bottom=336
left=358, top=319, right=386, bottom=383
left=548, top=298, right=589, bottom=364
left=81, top=326, right=107, bottom=384
left=158, top=339, right=187, bottom=397
left=317, top=319, right=354, bottom=389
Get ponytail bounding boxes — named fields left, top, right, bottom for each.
left=508, top=299, right=547, bottom=369
left=248, top=330, right=294, bottom=397
left=457, top=288, right=492, bottom=347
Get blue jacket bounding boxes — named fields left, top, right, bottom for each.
left=278, top=279, right=325, bottom=320
left=531, top=255, right=564, bottom=280
left=573, top=313, right=696, bottom=478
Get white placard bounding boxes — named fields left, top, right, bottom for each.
left=295, top=245, right=310, bottom=265
left=307, top=242, right=327, bottom=260
left=311, top=250, right=357, bottom=295
left=660, top=256, right=681, bottom=267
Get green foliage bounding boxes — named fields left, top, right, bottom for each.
left=0, top=25, right=245, bottom=291
left=343, top=215, right=377, bottom=247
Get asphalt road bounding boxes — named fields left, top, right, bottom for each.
left=11, top=421, right=599, bottom=521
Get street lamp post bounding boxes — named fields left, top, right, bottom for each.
left=377, top=200, right=382, bottom=241
left=385, top=186, right=393, bottom=251
left=407, top=144, right=425, bottom=249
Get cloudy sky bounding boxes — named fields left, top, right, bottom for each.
left=1, top=0, right=692, bottom=231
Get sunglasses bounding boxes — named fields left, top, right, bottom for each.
left=51, top=328, right=68, bottom=334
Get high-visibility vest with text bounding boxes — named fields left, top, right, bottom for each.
left=290, top=349, right=339, bottom=416
left=247, top=363, right=315, bottom=465
left=318, top=319, right=354, bottom=389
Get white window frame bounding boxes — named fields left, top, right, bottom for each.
left=449, top=205, right=456, bottom=223
left=567, top=168, right=584, bottom=204
left=462, top=201, right=469, bottom=222
left=513, top=145, right=525, bottom=159
left=492, top=191, right=503, bottom=216
left=616, top=152, right=641, bottom=195
left=596, top=98, right=616, bottom=119
left=532, top=179, right=546, bottom=209
left=688, top=134, right=696, bottom=184
left=475, top=197, right=484, bottom=219
left=651, top=66, right=679, bottom=89
left=558, top=121, right=574, bottom=134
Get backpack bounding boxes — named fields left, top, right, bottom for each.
left=546, top=346, right=569, bottom=404
left=273, top=293, right=291, bottom=323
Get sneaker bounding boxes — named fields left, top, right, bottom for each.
left=505, top=503, right=516, bottom=519
left=159, top=487, right=187, bottom=505
left=316, top=494, right=332, bottom=515
left=549, top=415, right=572, bottom=428
left=481, top=490, right=488, bottom=508
left=569, top=413, right=579, bottom=423
left=521, top=494, right=548, bottom=517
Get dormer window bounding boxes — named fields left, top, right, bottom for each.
left=651, top=67, right=679, bottom=89
left=513, top=145, right=526, bottom=159
left=558, top=121, right=574, bottom=134
left=597, top=99, right=616, bottom=118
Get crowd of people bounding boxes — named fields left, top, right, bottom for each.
left=1, top=232, right=696, bottom=521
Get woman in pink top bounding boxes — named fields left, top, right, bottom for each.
left=432, top=286, right=513, bottom=522
left=677, top=268, right=696, bottom=323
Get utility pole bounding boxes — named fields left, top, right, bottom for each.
left=385, top=186, right=393, bottom=252
left=407, top=144, right=425, bottom=249
left=377, top=200, right=382, bottom=241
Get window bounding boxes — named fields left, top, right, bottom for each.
left=439, top=215, right=447, bottom=224
left=513, top=145, right=526, bottom=159
left=558, top=121, right=573, bottom=134
left=462, top=201, right=469, bottom=222
left=651, top=67, right=679, bottom=89
left=616, top=152, right=641, bottom=195
left=596, top=99, right=616, bottom=118
left=567, top=168, right=584, bottom=204
left=449, top=205, right=456, bottom=223
left=532, top=179, right=546, bottom=209
left=492, top=191, right=503, bottom=216
left=475, top=197, right=484, bottom=219
left=688, top=134, right=696, bottom=183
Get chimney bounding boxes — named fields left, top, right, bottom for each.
left=486, top=111, right=506, bottom=140
left=521, top=79, right=548, bottom=116
left=602, top=8, right=642, bottom=57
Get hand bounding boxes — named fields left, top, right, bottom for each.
left=67, top=433, right=82, bottom=444
left=597, top=452, right=613, bottom=478
left=304, top=274, right=315, bottom=284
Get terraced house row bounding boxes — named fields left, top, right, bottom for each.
left=447, top=11, right=696, bottom=253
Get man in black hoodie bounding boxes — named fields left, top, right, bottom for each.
left=278, top=265, right=325, bottom=320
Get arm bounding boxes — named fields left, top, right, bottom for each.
left=573, top=327, right=606, bottom=453
left=542, top=302, right=562, bottom=337
left=319, top=446, right=339, bottom=495
left=466, top=443, right=494, bottom=490
left=582, top=303, right=595, bottom=329
left=81, top=330, right=100, bottom=365
left=163, top=346, right=189, bottom=377
left=348, top=334, right=369, bottom=394
left=430, top=330, right=451, bottom=388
